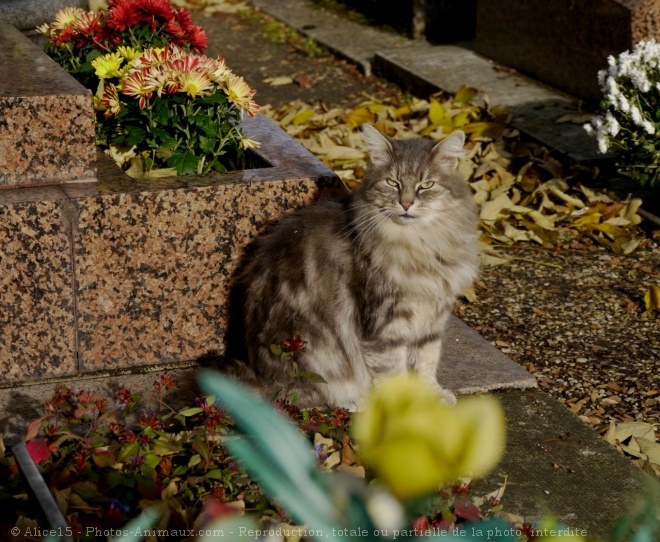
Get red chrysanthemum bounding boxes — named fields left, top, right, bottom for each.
left=106, top=0, right=140, bottom=32
left=53, top=26, right=75, bottom=46
left=187, top=25, right=208, bottom=53
left=134, top=0, right=175, bottom=28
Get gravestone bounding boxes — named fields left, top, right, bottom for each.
left=475, top=0, right=660, bottom=101
left=336, top=0, right=476, bottom=43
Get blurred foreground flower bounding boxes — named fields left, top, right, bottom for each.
left=352, top=374, right=505, bottom=499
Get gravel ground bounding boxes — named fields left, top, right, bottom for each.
left=199, top=8, right=660, bottom=438
left=455, top=244, right=660, bottom=435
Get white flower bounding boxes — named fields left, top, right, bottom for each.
left=605, top=112, right=620, bottom=137
left=642, top=120, right=656, bottom=135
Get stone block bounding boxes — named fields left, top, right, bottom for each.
left=0, top=0, right=88, bottom=31
left=72, top=115, right=341, bottom=373
left=475, top=0, right=660, bottom=101
left=0, top=20, right=96, bottom=187
left=0, top=187, right=78, bottom=383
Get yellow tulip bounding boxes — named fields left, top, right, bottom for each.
left=352, top=374, right=505, bottom=499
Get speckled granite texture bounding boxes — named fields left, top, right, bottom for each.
left=0, top=20, right=96, bottom=187
left=0, top=114, right=341, bottom=383
left=0, top=196, right=78, bottom=381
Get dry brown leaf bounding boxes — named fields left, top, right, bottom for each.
left=262, top=91, right=645, bottom=255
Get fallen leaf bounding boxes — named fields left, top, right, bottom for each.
left=556, top=112, right=594, bottom=124
left=644, top=285, right=660, bottom=312
left=294, top=72, right=313, bottom=89
left=263, top=76, right=294, bottom=86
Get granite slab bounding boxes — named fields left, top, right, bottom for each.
left=0, top=20, right=96, bottom=188
left=0, top=195, right=78, bottom=383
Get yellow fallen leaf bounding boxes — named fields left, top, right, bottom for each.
left=613, top=422, right=657, bottom=444
left=619, top=198, right=643, bottom=225
left=480, top=193, right=514, bottom=221
left=547, top=185, right=586, bottom=208
left=462, top=287, right=477, bottom=302
left=636, top=437, right=660, bottom=466
left=346, top=107, right=376, bottom=127
left=429, top=100, right=451, bottom=126
left=573, top=212, right=602, bottom=226
left=263, top=76, right=294, bottom=86
left=322, top=145, right=365, bottom=161
left=452, top=110, right=471, bottom=128
left=644, top=285, right=660, bottom=312
left=453, top=85, right=478, bottom=105
left=291, top=109, right=316, bottom=126
left=463, top=121, right=506, bottom=140
left=481, top=253, right=510, bottom=266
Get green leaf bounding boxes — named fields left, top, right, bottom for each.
left=143, top=453, right=161, bottom=469
left=205, top=468, right=225, bottom=480
left=167, top=151, right=200, bottom=175
left=199, top=135, right=218, bottom=154
left=92, top=448, right=115, bottom=468
left=71, top=481, right=101, bottom=499
left=188, top=454, right=202, bottom=468
left=151, top=438, right=181, bottom=455
left=193, top=439, right=211, bottom=461
left=293, top=371, right=328, bottom=384
left=117, top=441, right=140, bottom=463
left=124, top=125, right=147, bottom=146
left=141, top=464, right=158, bottom=482
left=179, top=407, right=204, bottom=417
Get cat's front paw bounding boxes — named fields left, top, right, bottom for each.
left=430, top=382, right=457, bottom=406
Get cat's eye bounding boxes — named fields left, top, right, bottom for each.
left=386, top=179, right=399, bottom=188
left=419, top=181, right=435, bottom=189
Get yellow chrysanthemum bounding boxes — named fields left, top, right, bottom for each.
left=116, top=46, right=141, bottom=64
left=92, top=52, right=124, bottom=80
left=52, top=7, right=85, bottom=30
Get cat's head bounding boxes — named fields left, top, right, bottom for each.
left=358, top=124, right=472, bottom=227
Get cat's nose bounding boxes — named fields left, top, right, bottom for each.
left=401, top=201, right=413, bottom=211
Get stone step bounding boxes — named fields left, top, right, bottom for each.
left=251, top=0, right=605, bottom=164
left=0, top=20, right=96, bottom=188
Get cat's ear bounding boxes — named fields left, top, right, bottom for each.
left=431, top=130, right=465, bottom=173
left=362, top=124, right=394, bottom=167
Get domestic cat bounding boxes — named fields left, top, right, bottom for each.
left=237, top=125, right=479, bottom=408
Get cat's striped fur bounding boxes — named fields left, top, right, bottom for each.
left=238, top=125, right=479, bottom=408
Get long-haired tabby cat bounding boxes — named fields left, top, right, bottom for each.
left=237, top=125, right=479, bottom=408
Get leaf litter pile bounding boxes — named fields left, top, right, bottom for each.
left=262, top=89, right=660, bottom=477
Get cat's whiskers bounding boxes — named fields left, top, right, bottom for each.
left=335, top=202, right=379, bottom=238
left=345, top=209, right=388, bottom=251
left=338, top=206, right=382, bottom=242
